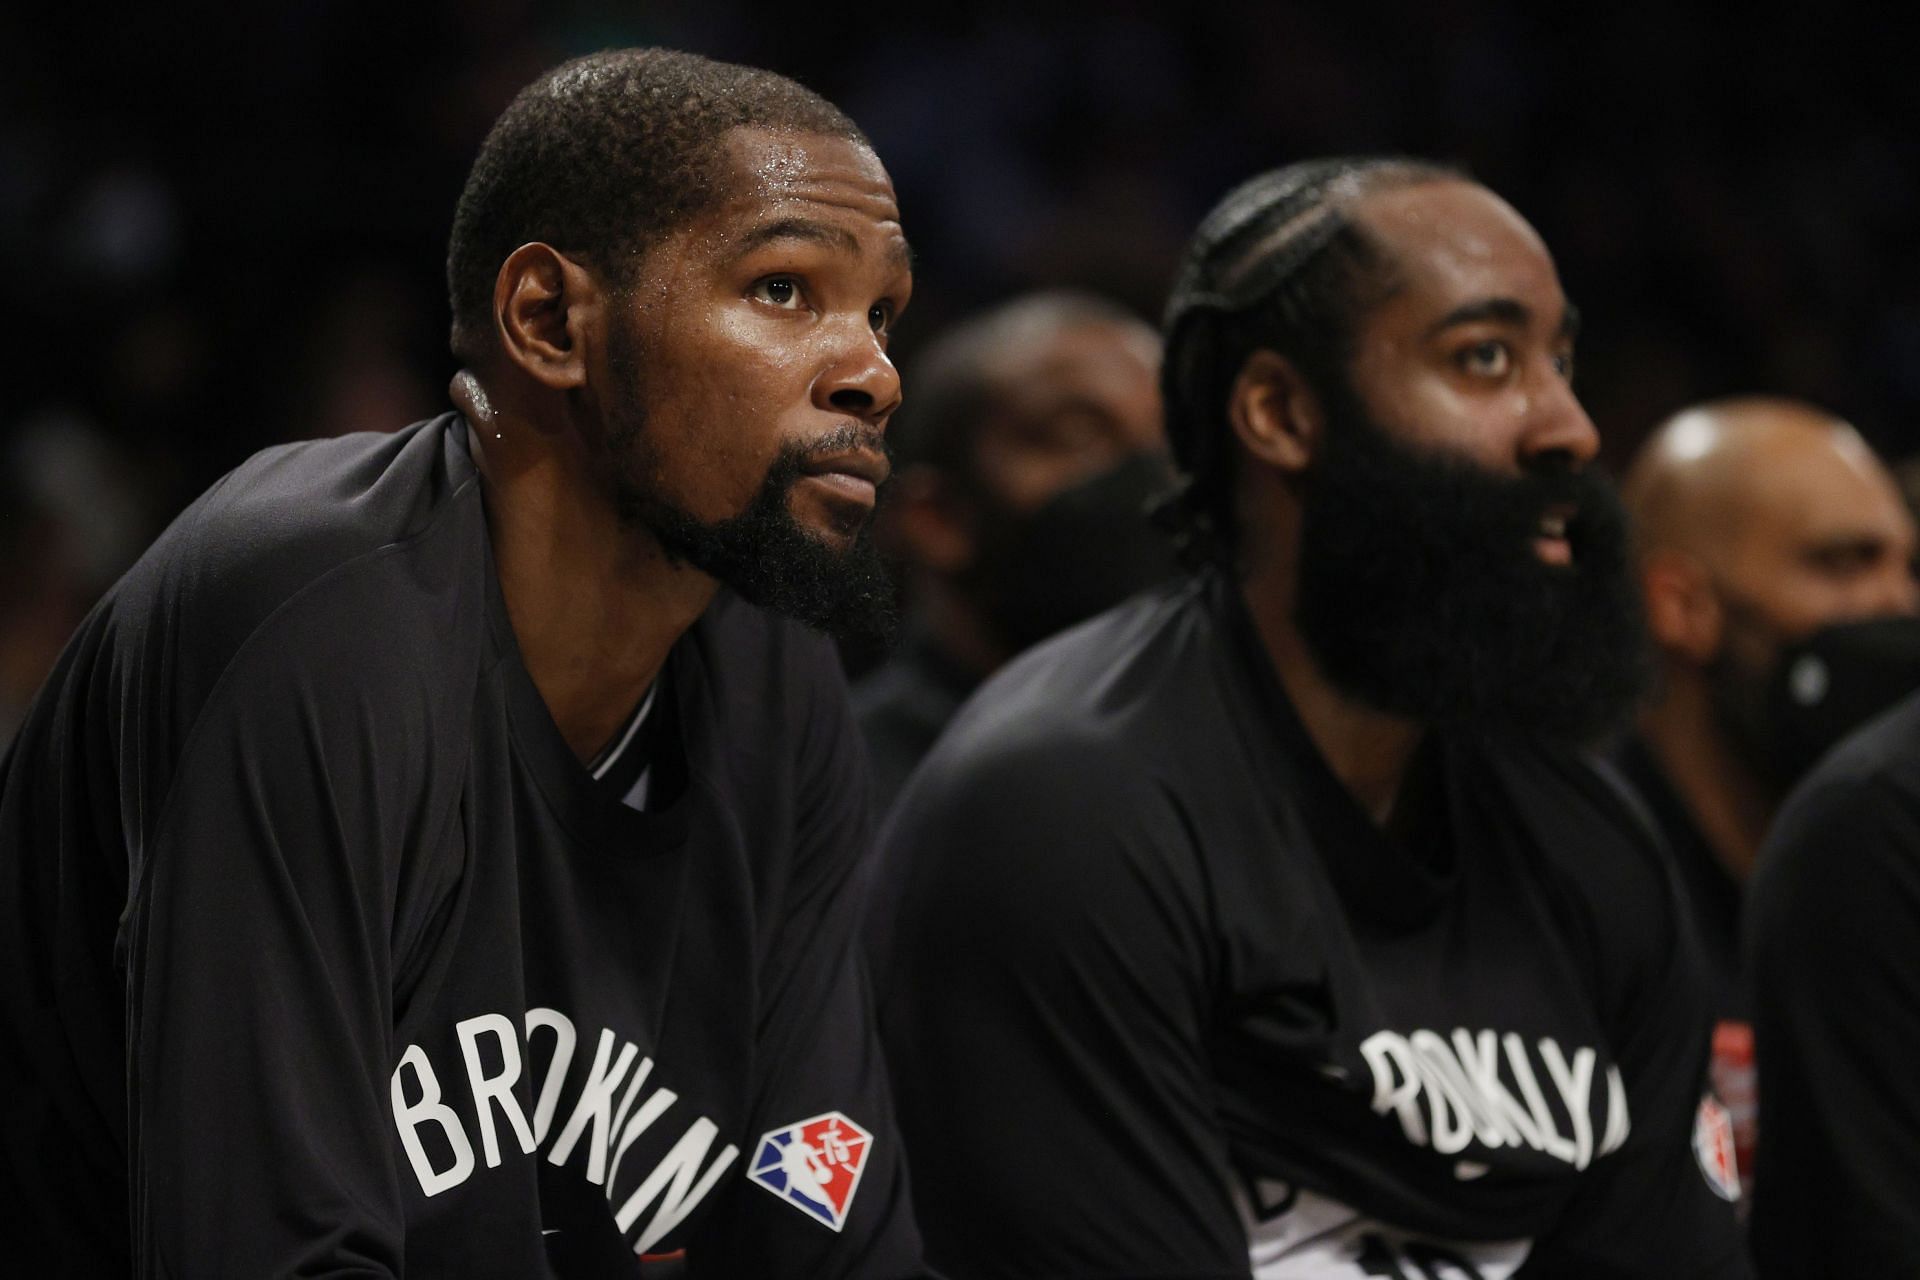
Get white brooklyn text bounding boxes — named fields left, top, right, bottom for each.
left=390, top=1007, right=738, bottom=1254
left=1359, top=1027, right=1630, bottom=1169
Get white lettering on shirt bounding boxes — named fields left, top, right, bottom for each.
left=1358, top=1027, right=1630, bottom=1171
left=392, top=1043, right=477, bottom=1196
left=391, top=1012, right=739, bottom=1254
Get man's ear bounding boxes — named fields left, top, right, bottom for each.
left=1640, top=549, right=1724, bottom=664
left=1228, top=349, right=1326, bottom=476
left=493, top=243, right=602, bottom=393
left=880, top=466, right=976, bottom=575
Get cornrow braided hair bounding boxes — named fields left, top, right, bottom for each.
left=1154, top=156, right=1462, bottom=565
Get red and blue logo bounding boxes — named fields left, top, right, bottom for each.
left=747, top=1111, right=872, bottom=1232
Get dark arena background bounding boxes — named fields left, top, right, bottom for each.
left=2, top=0, right=1915, bottom=725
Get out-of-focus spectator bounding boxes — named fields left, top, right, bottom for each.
left=11, top=5, right=1920, bottom=521
left=1619, top=396, right=1920, bottom=1195
left=1748, top=689, right=1920, bottom=1273
left=852, top=291, right=1174, bottom=812
left=0, top=414, right=152, bottom=746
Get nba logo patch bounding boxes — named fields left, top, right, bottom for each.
left=1693, top=1094, right=1741, bottom=1202
left=747, top=1111, right=873, bottom=1231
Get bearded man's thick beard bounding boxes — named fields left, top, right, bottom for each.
left=1292, top=382, right=1650, bottom=745
left=608, top=418, right=898, bottom=644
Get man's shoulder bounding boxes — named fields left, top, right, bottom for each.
left=1787, top=688, right=1920, bottom=807
left=1757, top=691, right=1920, bottom=899
left=153, top=417, right=466, bottom=602
left=104, top=418, right=485, bottom=713
left=904, top=579, right=1215, bottom=809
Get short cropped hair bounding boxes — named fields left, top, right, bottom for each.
left=889, top=291, right=1147, bottom=483
left=1156, top=156, right=1461, bottom=561
left=446, top=48, right=867, bottom=362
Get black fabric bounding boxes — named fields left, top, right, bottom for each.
left=1748, top=690, right=1920, bottom=1275
left=869, top=569, right=1748, bottom=1279
left=0, top=415, right=925, bottom=1278
left=849, top=633, right=979, bottom=818
left=1610, top=736, right=1747, bottom=1023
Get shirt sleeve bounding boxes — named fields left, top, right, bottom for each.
left=867, top=731, right=1250, bottom=1279
left=685, top=644, right=930, bottom=1278
left=1515, top=815, right=1751, bottom=1280
left=123, top=605, right=432, bottom=1278
left=1747, top=766, right=1920, bottom=1275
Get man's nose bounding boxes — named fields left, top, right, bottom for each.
left=815, top=325, right=901, bottom=425
left=1519, top=375, right=1600, bottom=471
left=1863, top=560, right=1920, bottom=617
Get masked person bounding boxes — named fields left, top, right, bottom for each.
left=868, top=157, right=1749, bottom=1278
left=1617, top=399, right=1919, bottom=1195
left=852, top=292, right=1174, bottom=812
left=0, top=50, right=929, bottom=1277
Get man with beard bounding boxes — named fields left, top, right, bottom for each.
left=852, top=291, right=1174, bottom=812
left=868, top=158, right=1748, bottom=1278
left=0, top=50, right=927, bottom=1277
left=1616, top=398, right=1918, bottom=1196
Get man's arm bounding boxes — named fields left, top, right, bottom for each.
left=686, top=641, right=928, bottom=1277
left=1514, top=780, right=1750, bottom=1280
left=123, top=597, right=438, bottom=1277
left=868, top=731, right=1249, bottom=1279
left=1748, top=765, right=1920, bottom=1275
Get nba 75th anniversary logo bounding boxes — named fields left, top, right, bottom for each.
left=747, top=1111, right=872, bottom=1231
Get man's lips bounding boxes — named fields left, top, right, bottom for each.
left=1534, top=502, right=1575, bottom=566
left=798, top=450, right=890, bottom=506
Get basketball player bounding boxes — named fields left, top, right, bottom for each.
left=0, top=50, right=926, bottom=1277
left=870, top=158, right=1749, bottom=1278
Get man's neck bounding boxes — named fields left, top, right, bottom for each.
left=1638, top=681, right=1774, bottom=883
left=1238, top=555, right=1424, bottom=828
left=469, top=417, right=717, bottom=765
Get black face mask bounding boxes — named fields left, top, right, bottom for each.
left=963, top=451, right=1182, bottom=655
left=1760, top=615, right=1920, bottom=785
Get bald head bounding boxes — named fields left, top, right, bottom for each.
left=1628, top=399, right=1887, bottom=559
left=1626, top=396, right=1917, bottom=663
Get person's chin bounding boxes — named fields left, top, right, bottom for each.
left=788, top=494, right=871, bottom=549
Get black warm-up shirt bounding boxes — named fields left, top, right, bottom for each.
left=0, top=416, right=924, bottom=1277
left=869, top=570, right=1748, bottom=1279
left=1748, top=690, right=1920, bottom=1274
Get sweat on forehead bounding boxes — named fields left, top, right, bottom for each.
left=445, top=47, right=869, bottom=363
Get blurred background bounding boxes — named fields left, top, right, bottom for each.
left=2, top=0, right=1915, bottom=723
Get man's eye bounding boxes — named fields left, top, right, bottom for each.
left=868, top=301, right=895, bottom=336
left=751, top=277, right=803, bottom=308
left=1459, top=340, right=1512, bottom=378
left=1551, top=351, right=1576, bottom=381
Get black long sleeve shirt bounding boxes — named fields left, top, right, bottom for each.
left=0, top=415, right=924, bottom=1277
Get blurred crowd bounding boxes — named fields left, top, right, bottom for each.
left=4, top=4, right=1917, bottom=697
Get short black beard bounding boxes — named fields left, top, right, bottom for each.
left=1293, top=383, right=1650, bottom=744
left=603, top=350, right=898, bottom=642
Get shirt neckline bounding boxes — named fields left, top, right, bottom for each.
left=458, top=425, right=696, bottom=855
left=1206, top=567, right=1458, bottom=926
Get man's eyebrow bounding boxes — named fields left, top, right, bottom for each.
left=1426, top=296, right=1583, bottom=342
left=1426, top=297, right=1532, bottom=335
left=734, top=217, right=860, bottom=257
left=732, top=217, right=916, bottom=273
